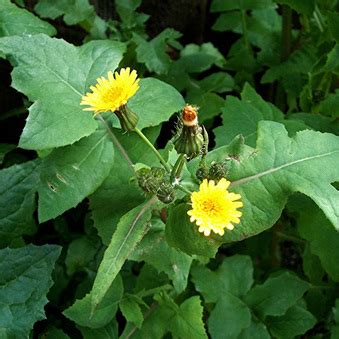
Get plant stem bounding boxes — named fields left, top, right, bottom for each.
left=134, top=127, right=171, bottom=173
left=98, top=115, right=134, bottom=172
left=170, top=154, right=186, bottom=182
left=241, top=10, right=250, bottom=51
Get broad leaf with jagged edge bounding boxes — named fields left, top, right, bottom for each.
left=188, top=121, right=339, bottom=249
left=90, top=198, right=158, bottom=311
left=38, top=129, right=114, bottom=222
left=0, top=244, right=61, bottom=337
left=213, top=83, right=308, bottom=148
left=0, top=34, right=125, bottom=149
left=0, top=0, right=56, bottom=37
left=0, top=160, right=40, bottom=248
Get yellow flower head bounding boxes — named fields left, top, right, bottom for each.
left=187, top=178, right=243, bottom=236
left=80, top=67, right=139, bottom=115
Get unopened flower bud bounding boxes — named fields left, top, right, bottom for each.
left=208, top=161, right=228, bottom=181
left=174, top=105, right=206, bottom=159
left=157, top=182, right=175, bottom=204
left=136, top=167, right=166, bottom=195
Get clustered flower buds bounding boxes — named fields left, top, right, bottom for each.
left=174, top=105, right=208, bottom=159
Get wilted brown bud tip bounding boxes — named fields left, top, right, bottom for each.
left=182, top=105, right=198, bottom=126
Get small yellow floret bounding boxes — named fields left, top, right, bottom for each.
left=187, top=178, right=243, bottom=236
left=80, top=67, right=139, bottom=115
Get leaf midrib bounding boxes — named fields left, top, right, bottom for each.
left=231, top=149, right=339, bottom=187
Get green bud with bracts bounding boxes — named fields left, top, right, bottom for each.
left=115, top=105, right=139, bottom=132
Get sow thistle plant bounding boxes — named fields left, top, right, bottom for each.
left=81, top=67, right=241, bottom=236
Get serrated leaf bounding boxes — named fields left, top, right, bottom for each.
left=166, top=203, right=221, bottom=257
left=78, top=320, right=118, bottom=339
left=0, top=0, right=56, bottom=37
left=206, top=121, right=339, bottom=243
left=191, top=255, right=253, bottom=303
left=38, top=129, right=114, bottom=222
left=169, top=296, right=207, bottom=339
left=208, top=293, right=251, bottom=339
left=125, top=78, right=185, bottom=130
left=213, top=83, right=307, bottom=148
left=134, top=29, right=182, bottom=74
left=120, top=297, right=144, bottom=328
left=63, top=275, right=123, bottom=328
left=244, top=272, right=309, bottom=318
left=0, top=34, right=125, bottom=149
left=130, top=226, right=193, bottom=292
left=266, top=305, right=316, bottom=338
left=0, top=244, right=61, bottom=337
left=35, top=0, right=95, bottom=26
left=90, top=198, right=157, bottom=311
left=0, top=160, right=39, bottom=248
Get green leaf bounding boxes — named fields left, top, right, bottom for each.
left=120, top=297, right=144, bottom=328
left=213, top=84, right=307, bottom=148
left=63, top=275, right=123, bottom=328
left=38, top=129, right=114, bottom=222
left=90, top=198, right=157, bottom=311
left=0, top=34, right=125, bottom=149
left=0, top=160, right=39, bottom=248
left=198, top=72, right=234, bottom=93
left=191, top=255, right=253, bottom=303
left=275, top=0, right=315, bottom=16
left=0, top=244, right=61, bottom=337
left=266, top=305, right=316, bottom=338
left=125, top=78, right=185, bottom=130
left=213, top=12, right=242, bottom=32
left=294, top=199, right=339, bottom=281
left=209, top=121, right=339, bottom=243
left=35, top=0, right=96, bottom=26
left=319, top=90, right=339, bottom=117
left=134, top=29, right=182, bottom=74
left=166, top=203, right=221, bottom=257
left=130, top=225, right=193, bottom=292
left=244, top=272, right=309, bottom=318
left=78, top=320, right=118, bottom=339
left=327, top=12, right=339, bottom=42
left=0, top=0, right=56, bottom=37
left=0, top=143, right=15, bottom=164
left=211, top=0, right=273, bottom=12
left=208, top=293, right=251, bottom=339
left=238, top=321, right=270, bottom=339
left=90, top=126, right=159, bottom=245
left=169, top=296, right=207, bottom=339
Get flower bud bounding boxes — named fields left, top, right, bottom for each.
left=156, top=182, right=175, bottom=204
left=208, top=161, right=228, bottom=181
left=115, top=105, right=139, bottom=132
left=136, top=167, right=166, bottom=195
left=174, top=105, right=206, bottom=159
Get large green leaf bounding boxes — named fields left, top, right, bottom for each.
left=275, top=0, right=315, bottom=15
left=35, top=0, right=95, bottom=26
left=63, top=275, right=123, bottom=328
left=214, top=83, right=307, bottom=148
left=126, top=78, right=185, bottom=130
left=0, top=244, right=61, bottom=337
left=134, top=29, right=182, bottom=74
left=0, top=0, right=56, bottom=37
left=38, top=129, right=114, bottom=222
left=244, top=272, right=309, bottom=318
left=130, top=224, right=193, bottom=292
left=208, top=293, right=251, bottom=339
left=191, top=255, right=254, bottom=302
left=90, top=198, right=157, bottom=311
left=0, top=160, right=39, bottom=248
left=201, top=121, right=339, bottom=243
left=266, top=305, right=316, bottom=338
left=0, top=34, right=125, bottom=149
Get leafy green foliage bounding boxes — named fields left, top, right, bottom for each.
left=0, top=0, right=56, bottom=37
left=0, top=160, right=39, bottom=248
left=1, top=0, right=339, bottom=337
left=0, top=34, right=125, bottom=149
left=0, top=244, right=61, bottom=337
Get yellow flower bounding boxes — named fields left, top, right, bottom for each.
left=80, top=67, right=140, bottom=115
left=187, top=178, right=243, bottom=236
